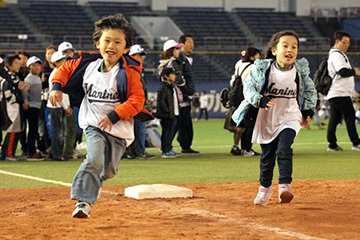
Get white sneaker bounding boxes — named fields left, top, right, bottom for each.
left=73, top=149, right=86, bottom=159
left=72, top=202, right=91, bottom=218
left=278, top=184, right=294, bottom=203
left=351, top=144, right=360, bottom=151
left=242, top=150, right=255, bottom=157
left=254, top=186, right=273, bottom=205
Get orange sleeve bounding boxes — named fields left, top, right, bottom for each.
left=114, top=66, right=145, bottom=120
left=51, top=57, right=82, bottom=87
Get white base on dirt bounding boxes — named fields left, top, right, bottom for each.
left=124, top=184, right=193, bottom=200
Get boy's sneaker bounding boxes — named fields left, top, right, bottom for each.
left=230, top=147, right=242, bottom=155
left=181, top=148, right=200, bottom=154
left=162, top=151, right=177, bottom=158
left=278, top=184, right=294, bottom=203
left=26, top=152, right=45, bottom=161
left=254, top=186, right=273, bottom=205
left=72, top=149, right=85, bottom=159
left=138, top=153, right=156, bottom=159
left=327, top=146, right=343, bottom=151
left=72, top=202, right=91, bottom=218
left=351, top=144, right=360, bottom=151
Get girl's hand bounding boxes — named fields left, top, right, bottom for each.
left=49, top=90, right=63, bottom=106
left=98, top=115, right=113, bottom=132
left=301, top=116, right=311, bottom=128
left=264, top=98, right=276, bottom=111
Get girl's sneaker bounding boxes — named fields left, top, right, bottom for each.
left=72, top=202, right=91, bottom=218
left=254, top=186, right=273, bottom=205
left=278, top=184, right=294, bottom=203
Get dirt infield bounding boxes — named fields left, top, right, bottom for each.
left=1, top=180, right=359, bottom=240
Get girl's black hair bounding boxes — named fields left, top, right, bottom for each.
left=263, top=30, right=299, bottom=59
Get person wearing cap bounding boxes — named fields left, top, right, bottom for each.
left=46, top=51, right=72, bottom=161
left=22, top=56, right=45, bottom=161
left=129, top=44, right=155, bottom=159
left=58, top=41, right=75, bottom=59
left=156, top=67, right=180, bottom=158
left=1, top=55, right=25, bottom=161
left=176, top=34, right=199, bottom=154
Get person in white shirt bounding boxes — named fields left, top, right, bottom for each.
left=326, top=30, right=360, bottom=151
left=198, top=91, right=208, bottom=120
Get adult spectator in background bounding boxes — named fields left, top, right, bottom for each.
left=16, top=50, right=31, bottom=156
left=326, top=30, right=360, bottom=151
left=226, top=47, right=261, bottom=156
left=15, top=50, right=30, bottom=81
left=177, top=34, right=199, bottom=154
left=39, top=45, right=57, bottom=154
left=129, top=44, right=155, bottom=159
left=198, top=91, right=208, bottom=120
left=42, top=45, right=57, bottom=90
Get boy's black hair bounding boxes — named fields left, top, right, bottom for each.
left=93, top=14, right=134, bottom=48
left=178, top=34, right=193, bottom=44
left=334, top=30, right=351, bottom=41
left=5, top=54, right=20, bottom=67
left=263, top=30, right=299, bottom=59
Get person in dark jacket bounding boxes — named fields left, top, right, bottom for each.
left=156, top=67, right=180, bottom=158
left=176, top=34, right=199, bottom=154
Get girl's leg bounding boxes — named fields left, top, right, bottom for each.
left=259, top=140, right=278, bottom=188
left=276, top=128, right=296, bottom=185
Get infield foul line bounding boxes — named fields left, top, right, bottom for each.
left=0, top=169, right=325, bottom=240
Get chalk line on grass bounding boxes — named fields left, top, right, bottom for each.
left=0, top=169, right=326, bottom=240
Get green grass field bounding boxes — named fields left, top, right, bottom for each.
left=1, top=119, right=360, bottom=189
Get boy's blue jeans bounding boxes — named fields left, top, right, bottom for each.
left=49, top=108, right=64, bottom=158
left=71, top=126, right=126, bottom=204
left=259, top=128, right=296, bottom=188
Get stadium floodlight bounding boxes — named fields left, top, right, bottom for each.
left=18, top=34, right=28, bottom=40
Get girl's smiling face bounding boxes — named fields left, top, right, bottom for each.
left=96, top=29, right=128, bottom=71
left=272, top=35, right=298, bottom=68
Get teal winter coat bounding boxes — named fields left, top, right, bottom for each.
left=232, top=58, right=317, bottom=126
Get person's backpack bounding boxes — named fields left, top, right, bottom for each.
left=313, top=50, right=347, bottom=95
left=220, top=88, right=230, bottom=108
left=228, top=63, right=252, bottom=108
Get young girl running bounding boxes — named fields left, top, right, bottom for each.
left=232, top=30, right=317, bottom=205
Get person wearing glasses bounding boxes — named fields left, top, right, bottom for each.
left=326, top=30, right=360, bottom=151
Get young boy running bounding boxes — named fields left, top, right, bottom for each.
left=49, top=14, right=152, bottom=218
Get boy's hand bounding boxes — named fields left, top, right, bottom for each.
left=300, top=116, right=311, bottom=128
left=99, top=115, right=113, bottom=132
left=49, top=90, right=63, bottom=106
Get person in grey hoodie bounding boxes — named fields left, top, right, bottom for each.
left=22, top=56, right=45, bottom=161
